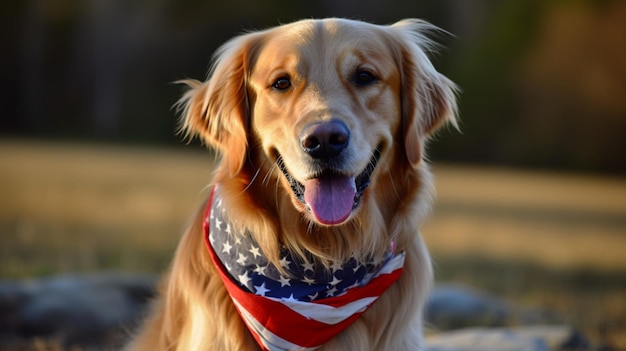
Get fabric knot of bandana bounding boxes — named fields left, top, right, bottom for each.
left=204, top=186, right=405, bottom=351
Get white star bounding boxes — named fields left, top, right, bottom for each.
left=238, top=271, right=252, bottom=288
left=326, top=286, right=338, bottom=297
left=278, top=275, right=291, bottom=287
left=254, top=264, right=267, bottom=276
left=301, top=260, right=314, bottom=272
left=329, top=275, right=342, bottom=286
left=330, top=260, right=343, bottom=272
left=222, top=241, right=232, bottom=254
left=249, top=245, right=261, bottom=259
left=279, top=256, right=292, bottom=269
left=234, top=235, right=242, bottom=245
left=282, top=294, right=298, bottom=303
left=302, top=276, right=316, bottom=285
left=254, top=282, right=270, bottom=296
left=308, top=292, right=319, bottom=301
left=236, top=253, right=248, bottom=265
left=215, top=217, right=223, bottom=230
left=225, top=223, right=232, bottom=235
left=216, top=198, right=223, bottom=208
left=209, top=233, right=216, bottom=245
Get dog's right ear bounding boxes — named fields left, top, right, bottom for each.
left=390, top=19, right=459, bottom=168
left=177, top=33, right=264, bottom=177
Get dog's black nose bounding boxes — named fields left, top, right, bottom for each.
left=300, top=120, right=350, bottom=160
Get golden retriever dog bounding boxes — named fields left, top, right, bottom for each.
left=128, top=18, right=457, bottom=351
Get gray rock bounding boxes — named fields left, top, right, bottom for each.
left=425, top=326, right=590, bottom=351
left=426, top=284, right=512, bottom=329
left=0, top=273, right=157, bottom=348
left=515, top=326, right=590, bottom=351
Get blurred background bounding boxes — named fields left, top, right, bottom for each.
left=2, top=0, right=625, bottom=173
left=1, top=0, right=625, bottom=350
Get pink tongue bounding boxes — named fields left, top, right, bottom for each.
left=304, top=175, right=356, bottom=225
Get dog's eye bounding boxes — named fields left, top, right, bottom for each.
left=354, top=70, right=377, bottom=86
left=272, top=77, right=291, bottom=91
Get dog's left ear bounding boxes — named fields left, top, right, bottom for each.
left=391, top=19, right=459, bottom=167
left=177, top=32, right=264, bottom=177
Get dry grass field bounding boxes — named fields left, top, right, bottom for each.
left=1, top=139, right=625, bottom=349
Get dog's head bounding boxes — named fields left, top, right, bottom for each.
left=179, top=18, right=457, bottom=229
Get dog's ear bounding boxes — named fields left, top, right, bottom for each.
left=177, top=33, right=263, bottom=177
left=391, top=19, right=459, bottom=167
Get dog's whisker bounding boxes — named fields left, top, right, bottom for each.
left=263, top=162, right=278, bottom=186
left=274, top=168, right=281, bottom=211
left=259, top=161, right=281, bottom=208
left=241, top=167, right=262, bottom=195
left=389, top=173, right=401, bottom=202
left=306, top=218, right=315, bottom=234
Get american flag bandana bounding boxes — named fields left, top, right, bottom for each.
left=204, top=186, right=405, bottom=351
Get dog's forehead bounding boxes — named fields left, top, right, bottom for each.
left=253, top=19, right=396, bottom=77
left=269, top=19, right=389, bottom=52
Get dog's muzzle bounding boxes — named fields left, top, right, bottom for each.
left=276, top=135, right=381, bottom=225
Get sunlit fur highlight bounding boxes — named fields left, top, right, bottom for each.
left=128, top=18, right=457, bottom=351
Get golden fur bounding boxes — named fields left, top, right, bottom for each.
left=127, top=18, right=457, bottom=350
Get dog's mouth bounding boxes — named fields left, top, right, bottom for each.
left=276, top=147, right=382, bottom=225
